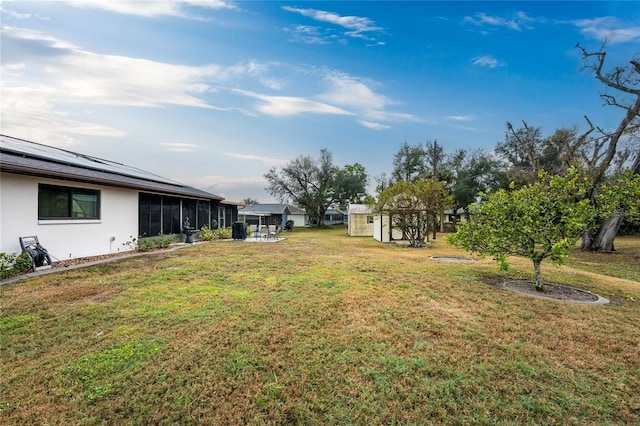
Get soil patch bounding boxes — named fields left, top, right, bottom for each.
left=503, top=280, right=609, bottom=304
left=52, top=251, right=136, bottom=268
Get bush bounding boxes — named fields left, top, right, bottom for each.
left=200, top=226, right=232, bottom=241
left=0, top=252, right=33, bottom=279
left=199, top=225, right=215, bottom=241
left=123, top=233, right=176, bottom=251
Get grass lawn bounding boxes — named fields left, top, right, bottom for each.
left=1, top=226, right=639, bottom=425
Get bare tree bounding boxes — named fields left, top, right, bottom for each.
left=577, top=44, right=640, bottom=251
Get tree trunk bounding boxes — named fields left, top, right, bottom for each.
left=533, top=260, right=544, bottom=291
left=432, top=214, right=437, bottom=240
left=581, top=215, right=624, bottom=252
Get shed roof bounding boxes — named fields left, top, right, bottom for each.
left=0, top=134, right=224, bottom=201
left=348, top=204, right=373, bottom=214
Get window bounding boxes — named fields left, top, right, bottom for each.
left=367, top=215, right=374, bottom=224
left=38, top=184, right=100, bottom=220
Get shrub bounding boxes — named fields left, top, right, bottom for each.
left=0, top=252, right=33, bottom=279
left=199, top=225, right=216, bottom=241
left=123, top=233, right=175, bottom=251
left=199, top=225, right=232, bottom=241
left=152, top=232, right=174, bottom=248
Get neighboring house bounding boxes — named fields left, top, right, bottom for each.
left=237, top=203, right=307, bottom=227
left=286, top=205, right=308, bottom=227
left=0, top=134, right=239, bottom=261
left=324, top=208, right=346, bottom=225
left=347, top=203, right=375, bottom=236
left=443, top=208, right=468, bottom=225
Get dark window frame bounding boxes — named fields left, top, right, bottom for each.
left=38, top=183, right=101, bottom=220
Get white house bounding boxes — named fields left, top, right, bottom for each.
left=0, top=134, right=239, bottom=262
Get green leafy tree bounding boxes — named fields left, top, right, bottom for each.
left=334, top=163, right=368, bottom=209
left=264, top=149, right=367, bottom=226
left=242, top=198, right=259, bottom=205
left=374, top=179, right=451, bottom=248
left=448, top=169, right=597, bottom=291
left=391, top=142, right=427, bottom=183
left=448, top=149, right=508, bottom=230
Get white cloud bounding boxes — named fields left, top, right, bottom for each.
left=233, top=89, right=353, bottom=117
left=284, top=25, right=334, bottom=45
left=446, top=115, right=476, bottom=121
left=0, top=6, right=33, bottom=20
left=318, top=72, right=418, bottom=125
left=1, top=26, right=415, bottom=143
left=574, top=17, right=640, bottom=43
left=1, top=88, right=127, bottom=146
left=358, top=120, right=390, bottom=130
left=65, top=0, right=237, bottom=18
left=463, top=11, right=536, bottom=32
left=225, top=153, right=290, bottom=166
left=282, top=6, right=384, bottom=43
left=471, top=55, right=504, bottom=68
left=319, top=73, right=388, bottom=110
left=161, top=142, right=200, bottom=153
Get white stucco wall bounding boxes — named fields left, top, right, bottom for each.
left=287, top=214, right=307, bottom=227
left=1, top=173, right=139, bottom=260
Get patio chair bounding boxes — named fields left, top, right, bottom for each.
left=260, top=225, right=270, bottom=239
left=268, top=224, right=279, bottom=239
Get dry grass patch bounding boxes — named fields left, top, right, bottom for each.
left=1, top=226, right=639, bottom=424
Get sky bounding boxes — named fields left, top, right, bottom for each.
left=2, top=1, right=639, bottom=203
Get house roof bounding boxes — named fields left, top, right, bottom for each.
left=238, top=203, right=290, bottom=215
left=0, top=134, right=224, bottom=201
left=238, top=203, right=308, bottom=215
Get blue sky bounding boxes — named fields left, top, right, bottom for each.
left=2, top=1, right=639, bottom=203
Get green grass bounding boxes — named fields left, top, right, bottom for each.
left=1, top=226, right=639, bottom=424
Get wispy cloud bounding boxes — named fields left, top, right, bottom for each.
left=233, top=89, right=353, bottom=117
left=446, top=115, right=476, bottom=121
left=0, top=27, right=273, bottom=141
left=463, top=11, right=536, bottom=32
left=284, top=25, right=334, bottom=45
left=471, top=55, right=504, bottom=68
left=359, top=120, right=390, bottom=130
left=318, top=71, right=418, bottom=128
left=160, top=142, right=199, bottom=153
left=573, top=17, right=640, bottom=44
left=225, top=153, right=289, bottom=166
left=1, top=26, right=415, bottom=142
left=282, top=6, right=384, bottom=43
left=64, top=0, right=237, bottom=18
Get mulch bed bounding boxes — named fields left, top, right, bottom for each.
left=52, top=251, right=137, bottom=268
left=503, top=280, right=607, bottom=304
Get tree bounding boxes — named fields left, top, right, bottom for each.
left=448, top=169, right=597, bottom=291
left=333, top=163, right=368, bottom=210
left=577, top=44, right=640, bottom=251
left=391, top=142, right=427, bottom=183
left=264, top=149, right=367, bottom=226
left=373, top=179, right=451, bottom=248
left=447, top=149, right=508, bottom=231
left=242, top=198, right=259, bottom=205
left=496, top=122, right=545, bottom=187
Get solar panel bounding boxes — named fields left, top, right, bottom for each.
left=0, top=134, right=182, bottom=186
